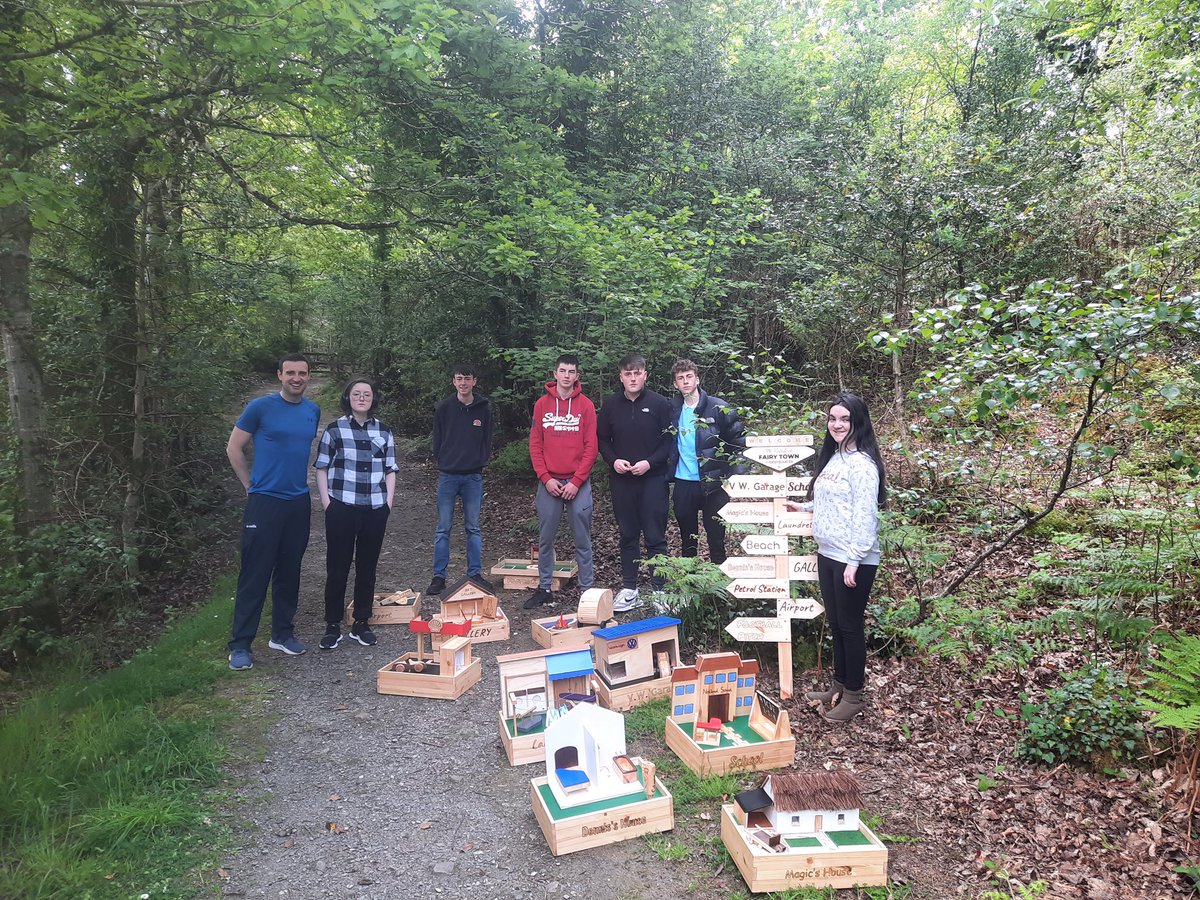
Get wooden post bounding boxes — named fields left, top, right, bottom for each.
left=777, top=639, right=793, bottom=699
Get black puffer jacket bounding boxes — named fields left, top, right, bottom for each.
left=667, top=389, right=747, bottom=494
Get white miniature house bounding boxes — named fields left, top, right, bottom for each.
left=542, top=703, right=644, bottom=809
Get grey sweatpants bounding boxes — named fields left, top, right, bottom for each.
left=535, top=479, right=595, bottom=591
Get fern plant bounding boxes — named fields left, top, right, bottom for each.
left=1143, top=634, right=1200, bottom=733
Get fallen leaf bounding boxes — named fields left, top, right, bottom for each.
left=698, top=812, right=712, bottom=821
left=326, top=822, right=346, bottom=834
left=282, top=839, right=295, bottom=849
left=328, top=793, right=341, bottom=802
left=418, top=821, right=432, bottom=830
left=105, top=873, right=115, bottom=880
left=461, top=841, right=475, bottom=852
left=202, top=817, right=212, bottom=826
left=335, top=704, right=348, bottom=711
left=217, top=868, right=229, bottom=879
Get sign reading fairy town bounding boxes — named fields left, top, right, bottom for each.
left=718, top=434, right=820, bottom=699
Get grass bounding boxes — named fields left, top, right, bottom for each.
left=0, top=575, right=244, bottom=899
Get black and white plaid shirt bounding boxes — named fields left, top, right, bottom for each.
left=314, top=416, right=399, bottom=508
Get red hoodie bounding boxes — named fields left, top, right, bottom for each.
left=529, top=380, right=598, bottom=487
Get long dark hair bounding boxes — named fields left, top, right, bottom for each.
left=810, top=392, right=886, bottom=504
left=339, top=378, right=380, bottom=417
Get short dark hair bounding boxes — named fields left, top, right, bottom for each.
left=452, top=364, right=477, bottom=377
left=617, top=353, right=646, bottom=372
left=339, top=378, right=379, bottom=417
left=278, top=352, right=310, bottom=372
left=671, top=358, right=699, bottom=377
left=555, top=354, right=580, bottom=368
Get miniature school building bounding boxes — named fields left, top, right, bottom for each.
left=722, top=772, right=888, bottom=891
left=663, top=651, right=796, bottom=775
left=496, top=644, right=596, bottom=765
left=531, top=587, right=616, bottom=649
left=376, top=617, right=481, bottom=700
left=589, top=615, right=681, bottom=711
left=436, top=575, right=509, bottom=644
left=530, top=703, right=673, bottom=855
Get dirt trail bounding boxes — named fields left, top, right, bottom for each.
left=216, top=381, right=707, bottom=900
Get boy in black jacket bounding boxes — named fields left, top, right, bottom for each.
left=427, top=364, right=493, bottom=595
left=596, top=353, right=674, bottom=612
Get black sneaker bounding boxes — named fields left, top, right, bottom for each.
left=319, top=624, right=342, bottom=650
left=472, top=574, right=496, bottom=594
left=523, top=588, right=555, bottom=609
left=426, top=576, right=446, bottom=596
left=349, top=622, right=377, bottom=646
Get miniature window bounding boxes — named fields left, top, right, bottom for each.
left=684, top=703, right=694, bottom=714
left=745, top=676, right=755, bottom=687
left=837, top=813, right=846, bottom=823
left=735, top=697, right=742, bottom=707
left=674, top=705, right=685, bottom=716
left=686, top=684, right=695, bottom=694
left=704, top=674, right=713, bottom=684
left=675, top=685, right=685, bottom=696
left=744, top=696, right=754, bottom=709
left=737, top=677, right=744, bottom=687
left=606, top=660, right=627, bottom=680
left=715, top=673, right=726, bottom=683
left=791, top=815, right=801, bottom=825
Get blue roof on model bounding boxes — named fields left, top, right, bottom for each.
left=592, top=615, right=681, bottom=640
left=546, top=648, right=594, bottom=682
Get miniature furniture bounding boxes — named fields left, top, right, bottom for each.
left=589, top=615, right=682, bottom=711
left=722, top=771, right=888, bottom=891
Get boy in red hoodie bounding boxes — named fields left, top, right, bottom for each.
left=526, top=354, right=598, bottom=607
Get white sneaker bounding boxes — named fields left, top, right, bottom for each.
left=612, top=588, right=643, bottom=613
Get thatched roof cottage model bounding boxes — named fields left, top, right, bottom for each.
left=734, top=771, right=863, bottom=835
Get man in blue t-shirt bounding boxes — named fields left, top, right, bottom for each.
left=225, top=353, right=320, bottom=670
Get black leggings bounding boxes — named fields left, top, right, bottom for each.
left=816, top=554, right=878, bottom=692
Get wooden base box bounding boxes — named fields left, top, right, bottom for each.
left=432, top=609, right=510, bottom=646
left=491, top=559, right=578, bottom=591
left=376, top=653, right=481, bottom=700
left=594, top=675, right=674, bottom=712
left=531, top=614, right=604, bottom=650
left=720, top=804, right=888, bottom=891
left=346, top=590, right=421, bottom=626
left=664, top=717, right=796, bottom=776
left=499, top=710, right=547, bottom=766
left=530, top=775, right=673, bottom=856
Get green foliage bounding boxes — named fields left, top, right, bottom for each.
left=645, top=555, right=735, bottom=650
left=0, top=577, right=240, bottom=897
left=1142, top=633, right=1200, bottom=733
left=623, top=697, right=670, bottom=742
left=1017, top=665, right=1145, bottom=769
left=489, top=435, right=536, bottom=482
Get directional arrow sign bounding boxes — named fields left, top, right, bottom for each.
left=719, top=556, right=779, bottom=579
left=717, top=501, right=776, bottom=524
left=777, top=597, right=825, bottom=620
left=725, top=475, right=814, bottom=498
left=725, top=616, right=791, bottom=642
left=740, top=534, right=789, bottom=555
left=727, top=578, right=791, bottom=599
left=787, top=554, right=820, bottom=581
left=745, top=434, right=815, bottom=447
left=774, top=508, right=813, bottom=537
left=743, top=445, right=815, bottom=471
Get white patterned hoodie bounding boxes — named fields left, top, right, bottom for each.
left=811, top=449, right=881, bottom=566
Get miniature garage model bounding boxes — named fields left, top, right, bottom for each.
left=496, top=644, right=597, bottom=765
left=376, top=617, right=481, bottom=700
left=589, top=615, right=682, bottom=711
left=529, top=703, right=674, bottom=855
left=664, top=651, right=796, bottom=775
left=722, top=771, right=888, bottom=891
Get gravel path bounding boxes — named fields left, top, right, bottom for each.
left=216, top=410, right=707, bottom=899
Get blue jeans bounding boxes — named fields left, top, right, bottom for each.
left=434, top=472, right=483, bottom=578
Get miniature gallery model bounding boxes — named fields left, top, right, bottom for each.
left=496, top=644, right=597, bottom=765
left=376, top=617, right=481, bottom=700
left=346, top=588, right=420, bottom=626
left=664, top=651, right=796, bottom=775
left=722, top=771, right=888, bottom=891
left=589, top=615, right=682, bottom=711
left=531, top=587, right=616, bottom=649
left=435, top=575, right=509, bottom=644
left=529, top=703, right=674, bottom=855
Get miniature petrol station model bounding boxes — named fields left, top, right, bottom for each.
left=722, top=771, right=888, bottom=891
left=664, top=651, right=796, bottom=775
left=589, top=615, right=681, bottom=711
left=346, top=588, right=420, bottom=626
left=376, top=617, right=481, bottom=700
left=531, top=587, right=616, bottom=649
left=496, top=644, right=596, bottom=765
left=529, top=703, right=674, bottom=855
left=436, top=575, right=509, bottom=644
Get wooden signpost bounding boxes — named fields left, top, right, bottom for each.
left=720, top=435, right=821, bottom=699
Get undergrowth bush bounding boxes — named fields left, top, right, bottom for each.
left=488, top=434, right=536, bottom=481
left=1017, top=665, right=1144, bottom=769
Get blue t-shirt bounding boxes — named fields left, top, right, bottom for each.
left=675, top=404, right=700, bottom=481
left=235, top=394, right=320, bottom=499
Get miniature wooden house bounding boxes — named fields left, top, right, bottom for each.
left=496, top=644, right=596, bottom=765
left=589, top=615, right=681, bottom=710
left=722, top=771, right=887, bottom=891
left=376, top=617, right=481, bottom=700
left=436, top=575, right=509, bottom=644
left=531, top=588, right=615, bottom=649
left=542, top=703, right=643, bottom=809
left=663, top=652, right=795, bottom=775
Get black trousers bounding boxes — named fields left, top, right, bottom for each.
left=816, top=553, right=878, bottom=692
left=323, top=499, right=391, bottom=625
left=672, top=481, right=729, bottom=564
left=609, top=473, right=669, bottom=590
left=229, top=493, right=311, bottom=651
